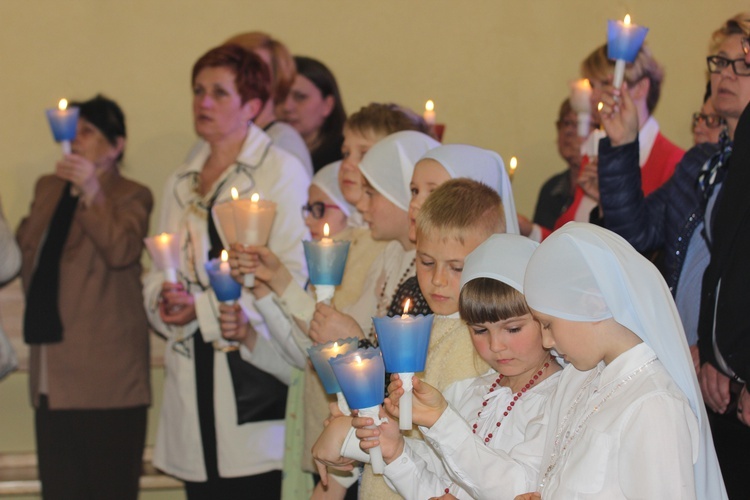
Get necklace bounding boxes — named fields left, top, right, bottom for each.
left=473, top=358, right=552, bottom=444
left=370, top=257, right=416, bottom=342
left=538, top=357, right=656, bottom=491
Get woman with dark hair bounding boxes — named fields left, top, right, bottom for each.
left=143, top=44, right=309, bottom=499
left=18, top=94, right=153, bottom=500
left=284, top=56, right=347, bottom=172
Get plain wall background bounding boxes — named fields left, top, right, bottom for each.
left=0, top=0, right=747, bottom=228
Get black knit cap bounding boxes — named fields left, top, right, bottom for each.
left=69, top=94, right=126, bottom=146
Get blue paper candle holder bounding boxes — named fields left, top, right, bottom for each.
left=373, top=314, right=434, bottom=373
left=307, top=337, right=360, bottom=394
left=46, top=107, right=79, bottom=143
left=303, top=240, right=351, bottom=285
left=329, top=347, right=385, bottom=410
left=607, top=19, right=649, bottom=63
left=204, top=259, right=242, bottom=302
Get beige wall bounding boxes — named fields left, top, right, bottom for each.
left=0, top=0, right=746, bottom=227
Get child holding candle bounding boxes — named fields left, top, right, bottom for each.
left=388, top=223, right=727, bottom=499
left=313, top=176, right=511, bottom=499
left=353, top=234, right=562, bottom=499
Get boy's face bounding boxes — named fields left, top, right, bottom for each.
left=339, top=127, right=383, bottom=206
left=408, top=159, right=452, bottom=243
left=416, top=228, right=488, bottom=316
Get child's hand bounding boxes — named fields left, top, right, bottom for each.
left=514, top=493, right=541, bottom=500
left=227, top=243, right=292, bottom=294
left=385, top=374, right=448, bottom=428
left=309, top=303, right=364, bottom=343
left=311, top=415, right=356, bottom=486
left=428, top=494, right=458, bottom=500
left=353, top=407, right=404, bottom=463
left=218, top=302, right=255, bottom=345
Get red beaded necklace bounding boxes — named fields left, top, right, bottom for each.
left=472, top=358, right=552, bottom=444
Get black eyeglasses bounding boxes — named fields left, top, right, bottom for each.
left=301, top=201, right=341, bottom=220
left=706, top=55, right=750, bottom=76
left=692, top=112, right=726, bottom=129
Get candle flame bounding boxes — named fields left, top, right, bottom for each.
left=221, top=249, right=229, bottom=262
left=403, top=298, right=411, bottom=315
left=355, top=355, right=362, bottom=365
left=510, top=157, right=518, bottom=171
left=323, top=223, right=330, bottom=238
left=158, top=232, right=170, bottom=244
left=425, top=100, right=435, bottom=112
left=598, top=102, right=604, bottom=112
left=251, top=193, right=260, bottom=203
left=333, top=342, right=339, bottom=349
left=624, top=14, right=631, bottom=25
left=231, top=187, right=239, bottom=200
left=58, top=99, right=68, bottom=111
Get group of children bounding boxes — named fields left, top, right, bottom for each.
left=206, top=100, right=729, bottom=499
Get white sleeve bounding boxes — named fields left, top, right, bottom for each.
left=254, top=293, right=308, bottom=369
left=237, top=325, right=292, bottom=386
left=422, top=405, right=544, bottom=500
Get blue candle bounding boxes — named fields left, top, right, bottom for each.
left=204, top=250, right=241, bottom=302
left=329, top=347, right=385, bottom=410
left=607, top=15, right=649, bottom=88
left=372, top=310, right=434, bottom=374
left=303, top=223, right=350, bottom=303
left=46, top=99, right=79, bottom=154
left=307, top=337, right=360, bottom=394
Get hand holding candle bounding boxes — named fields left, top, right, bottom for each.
left=570, top=79, right=593, bottom=137
left=329, top=347, right=387, bottom=474
left=145, top=232, right=181, bottom=283
left=372, top=299, right=434, bottom=430
left=46, top=99, right=79, bottom=154
left=303, top=223, right=351, bottom=304
left=307, top=337, right=359, bottom=414
left=607, top=14, right=649, bottom=89
left=212, top=189, right=277, bottom=288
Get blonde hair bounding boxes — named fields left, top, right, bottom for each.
left=581, top=43, right=664, bottom=114
left=416, top=178, right=505, bottom=244
left=709, top=13, right=750, bottom=54
left=344, top=103, right=432, bottom=140
left=223, top=31, right=296, bottom=104
left=459, top=278, right=531, bottom=325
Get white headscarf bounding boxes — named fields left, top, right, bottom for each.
left=460, top=233, right=538, bottom=292
left=524, top=222, right=727, bottom=500
left=311, top=161, right=354, bottom=217
left=420, top=145, right=519, bottom=234
left=358, top=131, right=440, bottom=211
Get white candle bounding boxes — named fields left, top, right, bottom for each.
left=220, top=249, right=230, bottom=273
left=570, top=79, right=593, bottom=137
left=320, top=223, right=333, bottom=246
left=509, top=157, right=518, bottom=182
left=423, top=100, right=436, bottom=126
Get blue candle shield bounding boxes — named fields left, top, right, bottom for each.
left=329, top=347, right=385, bottom=410
left=303, top=240, right=351, bottom=286
left=607, top=19, right=648, bottom=63
left=46, top=107, right=79, bottom=142
left=307, top=337, right=360, bottom=394
left=373, top=314, right=434, bottom=373
left=204, top=259, right=242, bottom=302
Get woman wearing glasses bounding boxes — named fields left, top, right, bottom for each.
left=693, top=83, right=727, bottom=145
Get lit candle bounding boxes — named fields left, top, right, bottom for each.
left=373, top=300, right=434, bottom=430
left=303, top=223, right=351, bottom=304
left=607, top=14, right=649, bottom=89
left=423, top=100, right=436, bottom=126
left=329, top=347, right=387, bottom=474
left=144, top=232, right=181, bottom=283
left=570, top=79, right=593, bottom=137
left=509, top=156, right=518, bottom=183
left=204, top=249, right=242, bottom=303
left=46, top=98, right=79, bottom=154
left=307, top=337, right=360, bottom=414
left=212, top=189, right=277, bottom=288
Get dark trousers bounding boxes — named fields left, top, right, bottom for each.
left=708, top=408, right=750, bottom=499
left=35, top=395, right=147, bottom=500
left=190, top=331, right=282, bottom=499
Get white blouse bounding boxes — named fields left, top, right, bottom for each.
left=383, top=369, right=560, bottom=500
left=426, top=343, right=700, bottom=499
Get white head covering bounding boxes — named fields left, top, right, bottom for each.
left=524, top=222, right=727, bottom=500
left=358, top=131, right=440, bottom=211
left=420, top=145, right=519, bottom=234
left=460, top=233, right=538, bottom=293
left=311, top=161, right=354, bottom=217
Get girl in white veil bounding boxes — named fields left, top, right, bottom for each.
left=522, top=222, right=727, bottom=499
